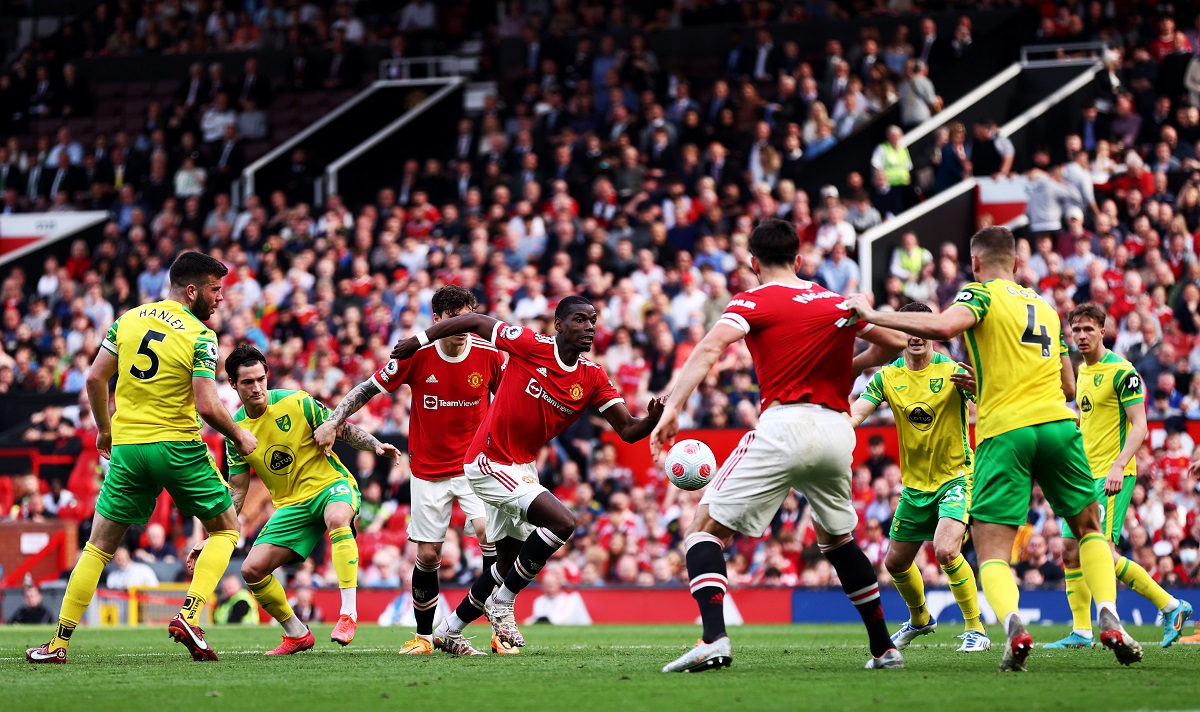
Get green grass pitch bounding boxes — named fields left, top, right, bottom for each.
left=3, top=624, right=1196, bottom=711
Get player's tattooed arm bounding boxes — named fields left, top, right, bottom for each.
left=338, top=421, right=402, bottom=458
left=228, top=470, right=250, bottom=515
left=315, top=379, right=382, bottom=454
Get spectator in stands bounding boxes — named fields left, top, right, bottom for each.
left=933, top=121, right=970, bottom=194
left=135, top=522, right=178, bottom=564
left=818, top=241, right=859, bottom=295
left=289, top=585, right=324, bottom=623
left=105, top=546, right=160, bottom=589
left=889, top=231, right=933, bottom=286
left=898, top=60, right=939, bottom=129
left=213, top=575, right=258, bottom=625
left=526, top=562, right=592, bottom=625
left=1014, top=534, right=1064, bottom=586
left=1026, top=164, right=1082, bottom=237
left=8, top=586, right=54, bottom=624
left=200, top=92, right=236, bottom=146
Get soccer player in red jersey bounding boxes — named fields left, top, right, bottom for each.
left=314, top=285, right=505, bottom=653
left=651, top=218, right=909, bottom=672
left=389, top=296, right=664, bottom=654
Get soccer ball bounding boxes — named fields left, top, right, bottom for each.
left=665, top=439, right=718, bottom=491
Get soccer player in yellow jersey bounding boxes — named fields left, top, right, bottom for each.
left=848, top=302, right=989, bottom=653
left=186, top=345, right=399, bottom=654
left=842, top=226, right=1143, bottom=671
left=1043, top=304, right=1193, bottom=650
left=27, top=252, right=258, bottom=664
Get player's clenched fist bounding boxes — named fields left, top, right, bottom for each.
left=233, top=429, right=258, bottom=457
left=313, top=420, right=338, bottom=455
left=391, top=336, right=420, bottom=361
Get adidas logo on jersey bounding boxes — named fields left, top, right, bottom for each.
left=426, top=375, right=438, bottom=384
left=537, top=367, right=548, bottom=376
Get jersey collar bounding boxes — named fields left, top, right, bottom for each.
left=435, top=337, right=472, bottom=363
left=554, top=338, right=578, bottom=372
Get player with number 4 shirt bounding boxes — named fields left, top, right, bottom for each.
left=841, top=226, right=1144, bottom=672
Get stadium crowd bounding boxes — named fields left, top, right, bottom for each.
left=1, top=0, right=1200, bottom=603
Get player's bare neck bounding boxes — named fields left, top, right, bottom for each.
left=756, top=266, right=805, bottom=286
left=243, top=402, right=267, bottom=419
left=975, top=266, right=1014, bottom=283
left=904, top=351, right=932, bottom=372
left=555, top=334, right=581, bottom=365
left=1082, top=345, right=1106, bottom=366
left=441, top=339, right=465, bottom=358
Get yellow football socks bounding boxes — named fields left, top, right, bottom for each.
left=942, top=554, right=985, bottom=633
left=1116, top=556, right=1176, bottom=611
left=1078, top=533, right=1117, bottom=608
left=979, top=559, right=1020, bottom=627
left=329, top=527, right=358, bottom=589
left=891, top=562, right=930, bottom=627
left=1064, top=566, right=1093, bottom=633
left=49, top=543, right=113, bottom=651
left=182, top=529, right=239, bottom=625
left=246, top=574, right=295, bottom=623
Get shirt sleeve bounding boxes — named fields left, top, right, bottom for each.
left=102, top=317, right=121, bottom=355
left=1115, top=368, right=1145, bottom=407
left=590, top=370, right=625, bottom=413
left=489, top=350, right=506, bottom=393
left=491, top=321, right=540, bottom=358
left=950, top=282, right=990, bottom=321
left=226, top=423, right=249, bottom=476
left=193, top=331, right=218, bottom=379
left=716, top=292, right=763, bottom=334
left=371, top=358, right=413, bottom=394
left=300, top=392, right=332, bottom=431
left=860, top=370, right=887, bottom=406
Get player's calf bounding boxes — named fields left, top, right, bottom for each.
left=821, top=534, right=896, bottom=660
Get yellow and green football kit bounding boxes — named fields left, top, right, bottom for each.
left=1060, top=351, right=1143, bottom=543
left=860, top=352, right=974, bottom=543
left=952, top=280, right=1094, bottom=526
left=227, top=390, right=360, bottom=561
left=95, top=299, right=232, bottom=524
left=954, top=279, right=1118, bottom=628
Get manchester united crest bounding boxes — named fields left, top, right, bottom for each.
left=568, top=383, right=584, bottom=400
left=467, top=371, right=484, bottom=388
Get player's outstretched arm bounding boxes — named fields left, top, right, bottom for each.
left=315, top=379, right=383, bottom=454
left=650, top=322, right=743, bottom=463
left=851, top=324, right=907, bottom=378
left=390, top=313, right=499, bottom=361
left=338, top=421, right=401, bottom=458
left=841, top=295, right=977, bottom=341
left=847, top=397, right=878, bottom=428
left=603, top=397, right=666, bottom=444
left=195, top=376, right=258, bottom=456
left=86, top=347, right=119, bottom=458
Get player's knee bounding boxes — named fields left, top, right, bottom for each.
left=548, top=508, right=576, bottom=541
left=934, top=544, right=959, bottom=567
left=241, top=559, right=267, bottom=584
left=883, top=552, right=907, bottom=575
left=415, top=544, right=442, bottom=570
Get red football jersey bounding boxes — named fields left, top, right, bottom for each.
left=717, top=281, right=867, bottom=413
left=372, top=335, right=505, bottom=480
left=467, top=322, right=624, bottom=465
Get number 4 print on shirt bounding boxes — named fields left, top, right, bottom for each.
left=1020, top=304, right=1052, bottom=358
